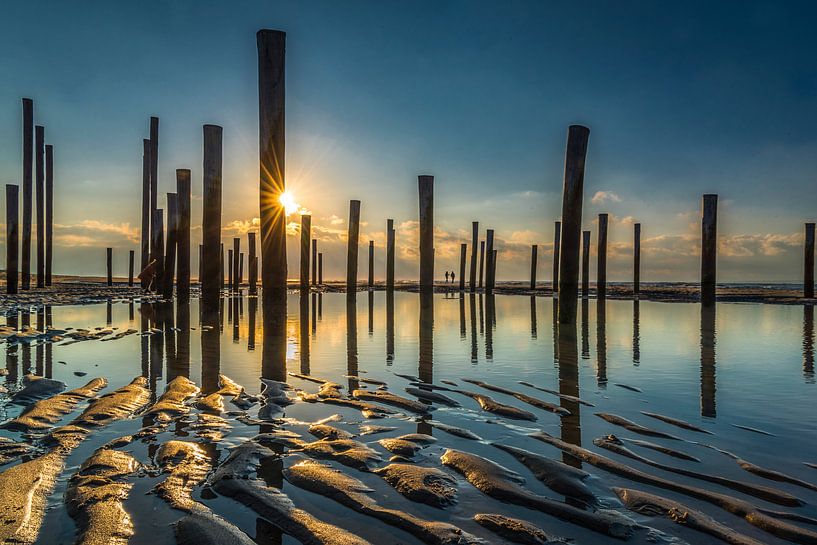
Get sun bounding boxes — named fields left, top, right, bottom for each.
left=279, top=191, right=300, bottom=217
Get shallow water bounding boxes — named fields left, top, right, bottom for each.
left=2, top=291, right=817, bottom=544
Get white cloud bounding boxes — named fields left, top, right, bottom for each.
left=591, top=191, right=622, bottom=205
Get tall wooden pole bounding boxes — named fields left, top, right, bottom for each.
left=248, top=232, right=257, bottom=293
left=318, top=252, right=323, bottom=285
left=701, top=194, right=718, bottom=307
left=128, top=250, right=134, bottom=286
left=459, top=243, right=467, bottom=290
left=140, top=141, right=151, bottom=289
left=176, top=169, right=191, bottom=300
left=106, top=248, right=113, bottom=286
left=806, top=223, right=815, bottom=298
left=368, top=240, right=374, bottom=288
left=478, top=240, right=485, bottom=288
left=232, top=238, right=241, bottom=292
left=201, top=125, right=222, bottom=308
left=346, top=200, right=361, bottom=293
left=6, top=184, right=19, bottom=294
left=163, top=194, right=178, bottom=298
left=228, top=250, right=234, bottom=292
left=35, top=125, right=44, bottom=288
left=634, top=222, right=641, bottom=296
left=149, top=117, right=159, bottom=257
left=257, top=29, right=288, bottom=294
left=239, top=253, right=244, bottom=285
left=491, top=250, right=498, bottom=290
left=597, top=213, right=608, bottom=299
left=198, top=244, right=202, bottom=283
left=220, top=243, right=224, bottom=291
left=418, top=175, right=434, bottom=291
left=45, top=144, right=53, bottom=286
left=552, top=220, right=561, bottom=295
left=469, top=221, right=478, bottom=291
left=21, top=98, right=33, bottom=290
left=557, top=125, right=590, bottom=324
left=530, top=244, right=538, bottom=290
left=581, top=230, right=590, bottom=298
left=386, top=219, right=395, bottom=290
left=311, top=239, right=317, bottom=286
left=300, top=214, right=311, bottom=289
left=151, top=209, right=164, bottom=292
left=485, top=229, right=495, bottom=293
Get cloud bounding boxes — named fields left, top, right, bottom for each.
left=591, top=191, right=622, bottom=204
left=52, top=220, right=139, bottom=247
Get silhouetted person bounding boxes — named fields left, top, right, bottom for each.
left=451, top=271, right=455, bottom=284
left=445, top=271, right=450, bottom=283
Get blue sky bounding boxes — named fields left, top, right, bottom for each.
left=1, top=0, right=816, bottom=281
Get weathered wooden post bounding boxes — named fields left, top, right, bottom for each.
left=248, top=232, right=257, bottom=293
left=257, top=29, right=288, bottom=295
left=346, top=200, right=361, bottom=293
left=149, top=117, right=159, bottom=255
left=311, top=238, right=317, bottom=286
left=163, top=194, right=178, bottom=298
left=220, top=243, right=225, bottom=291
left=491, top=249, right=498, bottom=290
left=35, top=125, right=44, bottom=288
left=232, top=237, right=240, bottom=292
left=806, top=223, right=815, bottom=298
left=386, top=219, right=395, bottom=290
left=418, top=175, right=434, bottom=291
left=634, top=222, right=641, bottom=296
left=228, top=249, right=234, bottom=292
left=140, top=139, right=151, bottom=287
left=128, top=250, right=134, bottom=286
left=300, top=214, right=311, bottom=289
left=552, top=221, right=561, bottom=295
left=45, top=144, right=53, bottom=286
left=21, top=98, right=33, bottom=290
left=597, top=213, right=608, bottom=299
left=368, top=240, right=374, bottom=288
left=239, top=253, right=244, bottom=285
left=469, top=221, right=478, bottom=291
left=485, top=229, right=495, bottom=293
left=479, top=240, right=485, bottom=288
left=6, top=185, right=19, bottom=294
left=557, top=125, right=590, bottom=324
left=176, top=169, right=191, bottom=300
left=198, top=244, right=202, bottom=282
left=201, top=125, right=222, bottom=308
left=701, top=194, right=718, bottom=307
left=459, top=243, right=467, bottom=290
left=581, top=230, right=590, bottom=298
left=150, top=209, right=165, bottom=291
left=106, top=248, right=113, bottom=286
left=318, top=252, right=323, bottom=285
left=530, top=244, right=538, bottom=290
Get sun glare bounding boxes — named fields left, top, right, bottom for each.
left=279, top=191, right=300, bottom=216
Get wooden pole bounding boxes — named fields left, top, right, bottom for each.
left=248, top=232, right=257, bottom=293
left=491, top=250, right=498, bottom=290
left=257, top=29, right=288, bottom=293
left=45, top=144, right=53, bottom=286
left=163, top=194, right=178, bottom=298
left=232, top=238, right=241, bottom=292
left=239, top=253, right=244, bottom=285
left=346, top=200, right=361, bottom=293
left=701, top=194, right=718, bottom=307
left=552, top=220, right=561, bottom=295
left=485, top=229, right=495, bottom=293
left=106, top=248, right=112, bottom=286
left=176, top=169, right=191, bottom=300
left=806, top=223, right=815, bottom=298
left=478, top=240, right=485, bottom=288
left=318, top=252, right=323, bottom=285
left=530, top=244, right=538, bottom=290
left=557, top=125, right=590, bottom=324
left=597, top=213, right=608, bottom=299
left=228, top=249, right=234, bottom=292
left=6, top=184, right=19, bottom=294
left=128, top=250, right=134, bottom=286
left=300, top=214, right=311, bottom=289
left=21, top=98, right=33, bottom=290
left=149, top=117, right=159, bottom=259
left=418, top=175, right=434, bottom=290
left=386, top=219, right=395, bottom=290
left=459, top=243, right=467, bottom=290
left=35, top=125, right=44, bottom=288
left=198, top=244, right=202, bottom=283
left=201, top=124, right=222, bottom=308
left=634, top=222, right=641, bottom=296
left=311, top=238, right=317, bottom=286
left=151, top=208, right=164, bottom=292
left=368, top=240, right=374, bottom=288
left=469, top=221, right=478, bottom=291
left=140, top=139, right=151, bottom=287
left=582, top=230, right=590, bottom=298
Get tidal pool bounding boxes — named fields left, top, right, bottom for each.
left=1, top=291, right=816, bottom=544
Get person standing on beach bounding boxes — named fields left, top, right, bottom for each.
left=445, top=271, right=450, bottom=283
left=451, top=270, right=455, bottom=285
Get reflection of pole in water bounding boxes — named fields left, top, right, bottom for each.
left=386, top=290, right=395, bottom=365
left=6, top=311, right=18, bottom=383
left=129, top=300, right=134, bottom=321
left=149, top=307, right=163, bottom=398
left=21, top=310, right=31, bottom=375
left=162, top=303, right=177, bottom=382
left=556, top=321, right=582, bottom=468
left=633, top=300, right=640, bottom=365
left=596, top=298, right=607, bottom=387
left=700, top=304, right=716, bottom=417
left=140, top=305, right=149, bottom=379
left=419, top=291, right=434, bottom=384
left=201, top=304, right=221, bottom=395
left=311, top=292, right=316, bottom=335
left=580, top=298, right=589, bottom=360
left=35, top=308, right=43, bottom=375
left=469, top=293, right=478, bottom=363
left=106, top=301, right=112, bottom=326
left=459, top=293, right=466, bottom=339
left=530, top=295, right=537, bottom=339
left=262, top=290, right=288, bottom=383
left=346, top=294, right=358, bottom=391
left=804, top=306, right=815, bottom=382
left=478, top=293, right=484, bottom=334
left=174, top=300, right=190, bottom=379
left=299, top=289, right=310, bottom=375
left=248, top=297, right=257, bottom=351
left=552, top=300, right=559, bottom=363
left=232, top=297, right=240, bottom=343
left=368, top=290, right=374, bottom=336
left=318, top=293, right=322, bottom=320
left=485, top=294, right=494, bottom=361
left=45, top=306, right=52, bottom=378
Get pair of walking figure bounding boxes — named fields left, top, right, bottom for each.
left=444, top=271, right=456, bottom=283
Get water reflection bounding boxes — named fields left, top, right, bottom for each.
left=804, top=306, right=814, bottom=383
left=368, top=291, right=374, bottom=337
left=469, top=294, right=477, bottom=363
left=171, top=300, right=190, bottom=380
left=580, top=299, right=589, bottom=360
left=485, top=294, right=494, bottom=360
left=386, top=291, right=394, bottom=365
left=248, top=297, right=257, bottom=351
left=556, top=321, right=582, bottom=469
left=459, top=294, right=466, bottom=339
left=632, top=300, right=640, bottom=365
left=596, top=298, right=607, bottom=388
left=200, top=303, right=220, bottom=394
left=261, top=290, right=288, bottom=383
left=299, top=290, right=309, bottom=375
left=530, top=296, right=537, bottom=339
left=700, top=304, right=717, bottom=418
left=419, top=291, right=433, bottom=384
left=346, top=294, right=358, bottom=391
